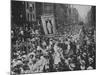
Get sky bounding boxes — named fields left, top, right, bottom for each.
left=72, top=4, right=91, bottom=22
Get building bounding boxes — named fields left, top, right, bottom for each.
left=24, top=2, right=56, bottom=35
left=25, top=2, right=36, bottom=22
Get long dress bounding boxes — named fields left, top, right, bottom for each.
left=53, top=45, right=61, bottom=65
left=47, top=21, right=52, bottom=34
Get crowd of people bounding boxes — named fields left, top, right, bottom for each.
left=11, top=23, right=96, bottom=75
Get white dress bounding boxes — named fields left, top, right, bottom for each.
left=47, top=22, right=52, bottom=34
left=54, top=52, right=61, bottom=65
left=53, top=45, right=61, bottom=65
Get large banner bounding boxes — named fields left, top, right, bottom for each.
left=41, top=15, right=56, bottom=35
